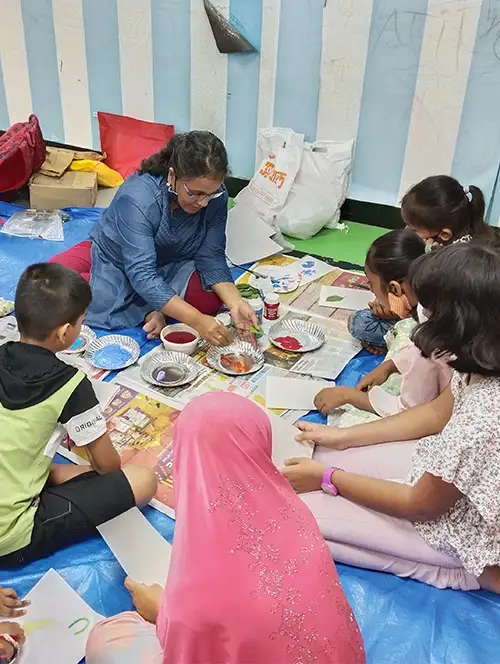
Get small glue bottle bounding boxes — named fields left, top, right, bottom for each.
left=264, top=292, right=280, bottom=320
left=248, top=297, right=264, bottom=325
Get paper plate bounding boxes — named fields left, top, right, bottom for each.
left=249, top=266, right=300, bottom=294
left=85, top=335, right=140, bottom=370
left=206, top=340, right=264, bottom=376
left=268, top=318, right=326, bottom=353
left=140, top=350, right=200, bottom=387
left=62, top=325, right=96, bottom=355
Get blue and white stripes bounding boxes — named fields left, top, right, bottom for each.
left=1, top=0, right=500, bottom=215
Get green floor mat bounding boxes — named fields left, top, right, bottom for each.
left=285, top=222, right=388, bottom=267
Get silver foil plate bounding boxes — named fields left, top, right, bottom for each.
left=62, top=325, right=96, bottom=355
left=84, top=334, right=140, bottom=370
left=206, top=340, right=264, bottom=376
left=140, top=350, right=200, bottom=387
left=268, top=318, right=326, bottom=353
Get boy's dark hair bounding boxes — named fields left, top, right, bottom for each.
left=410, top=242, right=500, bottom=376
left=140, top=131, right=229, bottom=181
left=15, top=263, right=91, bottom=341
left=401, top=175, right=493, bottom=243
left=365, top=229, right=425, bottom=286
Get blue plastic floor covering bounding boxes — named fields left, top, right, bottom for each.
left=0, top=201, right=498, bottom=664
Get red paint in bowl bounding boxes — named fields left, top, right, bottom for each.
left=164, top=331, right=197, bottom=345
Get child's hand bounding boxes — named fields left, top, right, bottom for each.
left=314, top=387, right=350, bottom=414
left=357, top=361, right=394, bottom=392
left=295, top=421, right=351, bottom=450
left=125, top=578, right=163, bottom=624
left=0, top=588, right=29, bottom=618
left=0, top=621, right=25, bottom=643
left=368, top=299, right=395, bottom=320
left=282, top=458, right=326, bottom=493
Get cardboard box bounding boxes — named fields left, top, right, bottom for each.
left=29, top=171, right=98, bottom=209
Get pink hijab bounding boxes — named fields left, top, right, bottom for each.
left=156, top=392, right=365, bottom=664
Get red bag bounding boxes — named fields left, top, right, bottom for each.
left=97, top=112, right=174, bottom=179
left=0, top=114, right=46, bottom=193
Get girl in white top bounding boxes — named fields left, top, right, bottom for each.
left=283, top=242, right=500, bottom=593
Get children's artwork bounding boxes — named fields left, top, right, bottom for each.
left=59, top=385, right=180, bottom=517
left=319, top=285, right=373, bottom=311
left=98, top=508, right=172, bottom=586
left=16, top=569, right=102, bottom=664
left=293, top=255, right=334, bottom=286
left=266, top=376, right=326, bottom=411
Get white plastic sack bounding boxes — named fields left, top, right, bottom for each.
left=236, top=128, right=304, bottom=224
left=275, top=139, right=354, bottom=240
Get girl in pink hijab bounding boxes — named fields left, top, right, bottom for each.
left=86, top=392, right=365, bottom=664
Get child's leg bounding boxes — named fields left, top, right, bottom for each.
left=0, top=467, right=157, bottom=567
left=86, top=611, right=162, bottom=664
left=314, top=439, right=416, bottom=481
left=302, top=491, right=479, bottom=591
left=348, top=308, right=398, bottom=353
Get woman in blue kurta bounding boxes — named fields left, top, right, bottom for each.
left=49, top=132, right=256, bottom=346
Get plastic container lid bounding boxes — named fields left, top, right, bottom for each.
left=265, top=293, right=280, bottom=305
left=248, top=297, right=263, bottom=310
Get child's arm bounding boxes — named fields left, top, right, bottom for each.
left=297, top=384, right=454, bottom=450
left=84, top=432, right=121, bottom=474
left=283, top=459, right=461, bottom=521
left=356, top=359, right=398, bottom=392
left=60, top=375, right=120, bottom=474
left=314, top=386, right=376, bottom=415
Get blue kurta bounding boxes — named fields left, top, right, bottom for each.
left=86, top=172, right=232, bottom=329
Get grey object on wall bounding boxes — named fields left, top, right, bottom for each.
left=203, top=0, right=257, bottom=53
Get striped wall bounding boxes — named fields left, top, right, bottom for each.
left=1, top=0, right=500, bottom=215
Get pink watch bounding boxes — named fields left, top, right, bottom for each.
left=321, top=467, right=342, bottom=496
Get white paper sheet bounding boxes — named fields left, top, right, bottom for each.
left=17, top=569, right=102, bottom=664
left=318, top=285, right=373, bottom=310
left=290, top=255, right=334, bottom=286
left=266, top=376, right=326, bottom=411
left=268, top=410, right=313, bottom=468
left=226, top=202, right=283, bottom=265
left=98, top=508, right=172, bottom=586
left=90, top=379, right=119, bottom=408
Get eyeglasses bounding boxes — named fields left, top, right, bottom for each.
left=181, top=181, right=224, bottom=202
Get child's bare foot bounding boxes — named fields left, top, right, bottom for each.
left=361, top=341, right=386, bottom=355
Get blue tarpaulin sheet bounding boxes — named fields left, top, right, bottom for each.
left=0, top=201, right=498, bottom=663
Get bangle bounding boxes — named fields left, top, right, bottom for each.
left=0, top=635, right=19, bottom=663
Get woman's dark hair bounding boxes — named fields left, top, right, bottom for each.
left=365, top=229, right=425, bottom=286
left=140, top=131, right=229, bottom=181
left=401, top=175, right=492, bottom=242
left=410, top=241, right=500, bottom=375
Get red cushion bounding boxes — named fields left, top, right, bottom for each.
left=97, top=112, right=174, bottom=179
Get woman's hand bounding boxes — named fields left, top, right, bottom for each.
left=125, top=578, right=163, bottom=624
left=193, top=314, right=231, bottom=347
left=282, top=459, right=326, bottom=493
left=0, top=588, right=28, bottom=618
left=143, top=311, right=166, bottom=340
left=230, top=300, right=259, bottom=333
left=314, top=387, right=350, bottom=415
left=295, top=421, right=351, bottom=450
